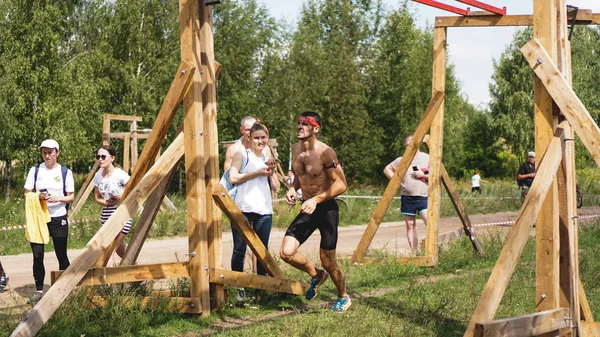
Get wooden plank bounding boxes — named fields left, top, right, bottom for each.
left=179, top=0, right=211, bottom=317
left=521, top=38, right=600, bottom=187
left=212, top=183, right=286, bottom=279
left=425, top=27, right=447, bottom=265
left=68, top=162, right=99, bottom=221
left=123, top=134, right=130, bottom=173
left=209, top=269, right=309, bottom=295
left=464, top=130, right=565, bottom=337
left=473, top=308, right=569, bottom=337
left=533, top=3, right=561, bottom=331
left=90, top=295, right=200, bottom=314
left=102, top=115, right=110, bottom=146
left=434, top=11, right=598, bottom=28
left=121, top=158, right=181, bottom=265
left=121, top=61, right=195, bottom=200
left=580, top=322, right=600, bottom=336
left=103, top=114, right=143, bottom=122
left=350, top=90, right=444, bottom=263
left=199, top=4, right=225, bottom=309
left=52, top=262, right=189, bottom=286
left=130, top=121, right=139, bottom=171
left=109, top=132, right=150, bottom=139
left=579, top=278, right=594, bottom=322
left=9, top=134, right=186, bottom=337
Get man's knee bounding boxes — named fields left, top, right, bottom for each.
left=279, top=236, right=299, bottom=262
left=319, top=249, right=337, bottom=270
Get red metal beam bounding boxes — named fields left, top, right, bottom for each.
left=456, top=0, right=506, bottom=15
left=413, top=0, right=470, bottom=16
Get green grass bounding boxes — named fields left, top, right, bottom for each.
left=3, top=220, right=599, bottom=336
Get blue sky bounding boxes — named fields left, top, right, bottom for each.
left=259, top=0, right=600, bottom=108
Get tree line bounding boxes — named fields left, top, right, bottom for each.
left=0, top=0, right=598, bottom=195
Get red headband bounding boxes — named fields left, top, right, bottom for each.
left=298, top=116, right=319, bottom=127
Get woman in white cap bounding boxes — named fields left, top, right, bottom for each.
left=23, top=139, right=75, bottom=303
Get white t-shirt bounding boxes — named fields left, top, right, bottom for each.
left=234, top=151, right=273, bottom=215
left=93, top=168, right=130, bottom=202
left=24, top=163, right=75, bottom=217
left=389, top=151, right=430, bottom=197
left=472, top=174, right=481, bottom=188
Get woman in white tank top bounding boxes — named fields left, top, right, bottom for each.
left=228, top=123, right=280, bottom=283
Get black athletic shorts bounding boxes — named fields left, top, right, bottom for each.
left=285, top=198, right=339, bottom=250
left=47, top=215, right=69, bottom=238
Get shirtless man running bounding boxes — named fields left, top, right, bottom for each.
left=279, top=111, right=351, bottom=312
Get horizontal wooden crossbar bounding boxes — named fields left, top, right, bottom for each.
left=474, top=308, right=569, bottom=337
left=90, top=295, right=201, bottom=314
left=51, top=262, right=190, bottom=286
left=103, top=114, right=143, bottom=122
left=209, top=268, right=309, bottom=295
left=435, top=11, right=597, bottom=27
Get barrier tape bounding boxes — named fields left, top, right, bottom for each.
left=471, top=213, right=600, bottom=228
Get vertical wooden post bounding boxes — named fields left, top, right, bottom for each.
left=131, top=121, right=139, bottom=171
left=180, top=0, right=211, bottom=316
left=123, top=134, right=131, bottom=174
left=425, top=26, right=446, bottom=262
left=533, top=1, right=561, bottom=329
left=102, top=116, right=110, bottom=146
left=199, top=3, right=225, bottom=308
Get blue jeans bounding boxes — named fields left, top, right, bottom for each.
left=231, top=213, right=272, bottom=276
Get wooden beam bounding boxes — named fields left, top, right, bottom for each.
left=199, top=3, right=225, bottom=310
left=209, top=269, right=309, bottom=295
left=90, top=295, right=200, bottom=314
left=122, top=61, right=195, bottom=200
left=123, top=134, right=131, bottom=173
left=434, top=11, right=597, bottom=27
left=103, top=114, right=143, bottom=122
left=579, top=278, right=594, bottom=322
left=464, top=129, right=565, bottom=336
left=68, top=162, right=99, bottom=221
left=580, top=322, right=600, bottom=336
left=109, top=132, right=150, bottom=140
left=473, top=308, right=569, bottom=337
left=102, top=115, right=110, bottom=146
left=533, top=4, right=561, bottom=332
left=425, top=27, right=447, bottom=264
left=351, top=90, right=444, bottom=263
left=121, top=157, right=181, bottom=266
left=9, top=133, right=186, bottom=337
left=179, top=0, right=212, bottom=317
left=212, top=183, right=286, bottom=279
left=52, top=262, right=189, bottom=286
left=521, top=38, right=600, bottom=175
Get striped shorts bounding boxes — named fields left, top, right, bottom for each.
left=101, top=205, right=133, bottom=235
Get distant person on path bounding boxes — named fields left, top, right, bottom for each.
left=280, top=111, right=351, bottom=313
left=228, top=123, right=280, bottom=300
left=93, top=145, right=133, bottom=258
left=517, top=151, right=536, bottom=203
left=383, top=135, right=429, bottom=256
left=471, top=171, right=487, bottom=194
left=0, top=261, right=8, bottom=292
left=24, top=139, right=75, bottom=303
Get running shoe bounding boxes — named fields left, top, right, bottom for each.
left=29, top=291, right=44, bottom=304
left=236, top=288, right=246, bottom=302
left=331, top=295, right=352, bottom=313
left=305, top=269, right=328, bottom=300
left=0, top=271, right=8, bottom=293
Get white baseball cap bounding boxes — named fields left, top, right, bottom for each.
left=527, top=151, right=535, bottom=157
left=39, top=139, right=60, bottom=151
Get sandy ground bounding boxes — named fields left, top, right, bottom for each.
left=1, top=207, right=598, bottom=313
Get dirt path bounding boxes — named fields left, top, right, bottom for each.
left=2, top=207, right=598, bottom=312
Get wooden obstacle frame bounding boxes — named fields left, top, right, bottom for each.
left=10, top=3, right=307, bottom=337
left=350, top=1, right=600, bottom=336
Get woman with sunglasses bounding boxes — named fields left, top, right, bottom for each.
left=93, top=145, right=132, bottom=257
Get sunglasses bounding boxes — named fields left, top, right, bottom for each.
left=96, top=154, right=108, bottom=160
